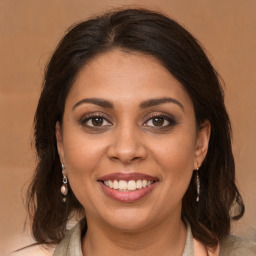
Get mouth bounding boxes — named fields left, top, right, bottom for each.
left=98, top=172, right=159, bottom=202
left=102, top=179, right=155, bottom=192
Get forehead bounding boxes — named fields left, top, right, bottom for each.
left=65, top=49, right=193, bottom=110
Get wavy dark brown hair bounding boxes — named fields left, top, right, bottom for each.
left=27, top=8, right=244, bottom=249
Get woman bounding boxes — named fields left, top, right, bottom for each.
left=21, top=8, right=255, bottom=255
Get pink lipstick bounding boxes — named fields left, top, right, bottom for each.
left=98, top=172, right=158, bottom=181
left=98, top=172, right=159, bottom=202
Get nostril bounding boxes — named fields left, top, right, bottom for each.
left=106, top=137, right=148, bottom=163
left=108, top=151, right=147, bottom=164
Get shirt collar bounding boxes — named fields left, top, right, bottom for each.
left=53, top=219, right=194, bottom=256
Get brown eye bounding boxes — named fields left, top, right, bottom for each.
left=92, top=117, right=104, bottom=126
left=152, top=117, right=165, bottom=126
left=80, top=114, right=112, bottom=127
left=144, top=116, right=171, bottom=127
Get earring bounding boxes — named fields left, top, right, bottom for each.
left=196, top=167, right=200, bottom=203
left=61, top=163, right=68, bottom=202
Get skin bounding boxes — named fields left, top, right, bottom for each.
left=56, top=49, right=211, bottom=256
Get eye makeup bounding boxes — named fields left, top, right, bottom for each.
left=142, top=112, right=177, bottom=128
left=78, top=112, right=112, bottom=128
left=77, top=110, right=178, bottom=133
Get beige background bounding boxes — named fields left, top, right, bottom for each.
left=0, top=0, right=255, bottom=255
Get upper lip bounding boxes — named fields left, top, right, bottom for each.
left=98, top=172, right=159, bottom=182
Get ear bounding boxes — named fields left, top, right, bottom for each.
left=56, top=121, right=65, bottom=163
left=194, top=120, right=211, bottom=169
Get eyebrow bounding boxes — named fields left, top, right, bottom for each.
left=72, top=97, right=184, bottom=111
left=72, top=98, right=114, bottom=110
left=139, top=97, right=184, bottom=111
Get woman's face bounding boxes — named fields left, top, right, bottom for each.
left=56, top=49, right=210, bottom=231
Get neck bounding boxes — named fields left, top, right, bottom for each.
left=82, top=214, right=187, bottom=256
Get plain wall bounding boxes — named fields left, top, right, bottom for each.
left=1, top=0, right=255, bottom=254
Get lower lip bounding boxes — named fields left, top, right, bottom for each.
left=99, top=182, right=157, bottom=202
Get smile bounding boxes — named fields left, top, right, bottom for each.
left=98, top=172, right=158, bottom=202
left=103, top=180, right=154, bottom=191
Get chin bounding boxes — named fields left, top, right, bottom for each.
left=100, top=207, right=158, bottom=232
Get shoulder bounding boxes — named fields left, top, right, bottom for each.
left=8, top=245, right=55, bottom=256
left=53, top=219, right=85, bottom=256
left=220, top=235, right=256, bottom=256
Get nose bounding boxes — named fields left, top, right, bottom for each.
left=107, top=125, right=148, bottom=164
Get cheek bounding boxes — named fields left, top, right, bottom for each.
left=62, top=126, right=107, bottom=180
left=62, top=131, right=107, bottom=208
left=152, top=130, right=196, bottom=186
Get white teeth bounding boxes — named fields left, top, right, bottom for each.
left=128, top=180, right=136, bottom=191
left=103, top=179, right=154, bottom=191
left=136, top=180, right=142, bottom=189
left=119, top=180, right=128, bottom=190
left=113, top=180, right=119, bottom=189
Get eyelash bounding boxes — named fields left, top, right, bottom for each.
left=143, top=113, right=177, bottom=128
left=79, top=113, right=177, bottom=129
left=79, top=113, right=112, bottom=127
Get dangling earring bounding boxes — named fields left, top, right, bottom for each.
left=61, top=163, right=68, bottom=202
left=196, top=167, right=200, bottom=203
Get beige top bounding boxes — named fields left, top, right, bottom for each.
left=52, top=219, right=256, bottom=256
left=52, top=219, right=194, bottom=256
